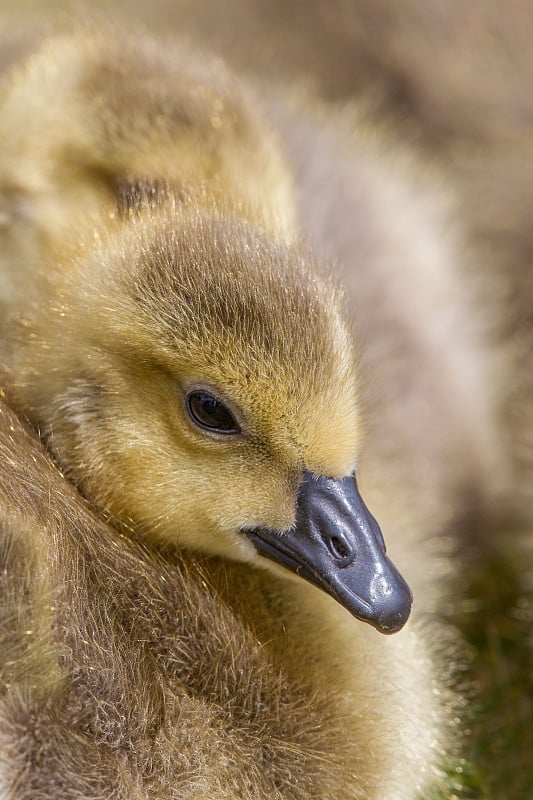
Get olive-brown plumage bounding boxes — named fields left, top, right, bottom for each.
left=0, top=26, right=501, bottom=799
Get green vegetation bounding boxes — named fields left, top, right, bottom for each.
left=439, top=524, right=533, bottom=800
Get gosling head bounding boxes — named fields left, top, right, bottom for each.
left=16, top=205, right=412, bottom=633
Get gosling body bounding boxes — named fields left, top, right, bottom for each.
left=0, top=396, right=393, bottom=799
left=0, top=27, right=500, bottom=798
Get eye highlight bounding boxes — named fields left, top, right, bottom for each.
left=186, top=391, right=241, bottom=435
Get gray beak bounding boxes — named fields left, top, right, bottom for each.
left=243, top=471, right=412, bottom=634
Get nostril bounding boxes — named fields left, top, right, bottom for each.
left=326, top=535, right=352, bottom=561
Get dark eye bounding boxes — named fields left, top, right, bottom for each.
left=186, top=391, right=241, bottom=435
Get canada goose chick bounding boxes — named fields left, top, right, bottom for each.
left=0, top=29, right=295, bottom=317
left=11, top=205, right=361, bottom=559
left=0, top=29, right=445, bottom=799
left=0, top=390, right=438, bottom=800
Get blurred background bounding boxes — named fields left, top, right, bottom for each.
left=1, top=2, right=532, bottom=797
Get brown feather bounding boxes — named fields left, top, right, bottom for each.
left=0, top=25, right=493, bottom=798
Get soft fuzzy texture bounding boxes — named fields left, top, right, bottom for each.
left=0, top=25, right=507, bottom=799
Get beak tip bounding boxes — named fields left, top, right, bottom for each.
left=375, top=610, right=411, bottom=634
left=371, top=583, right=413, bottom=634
